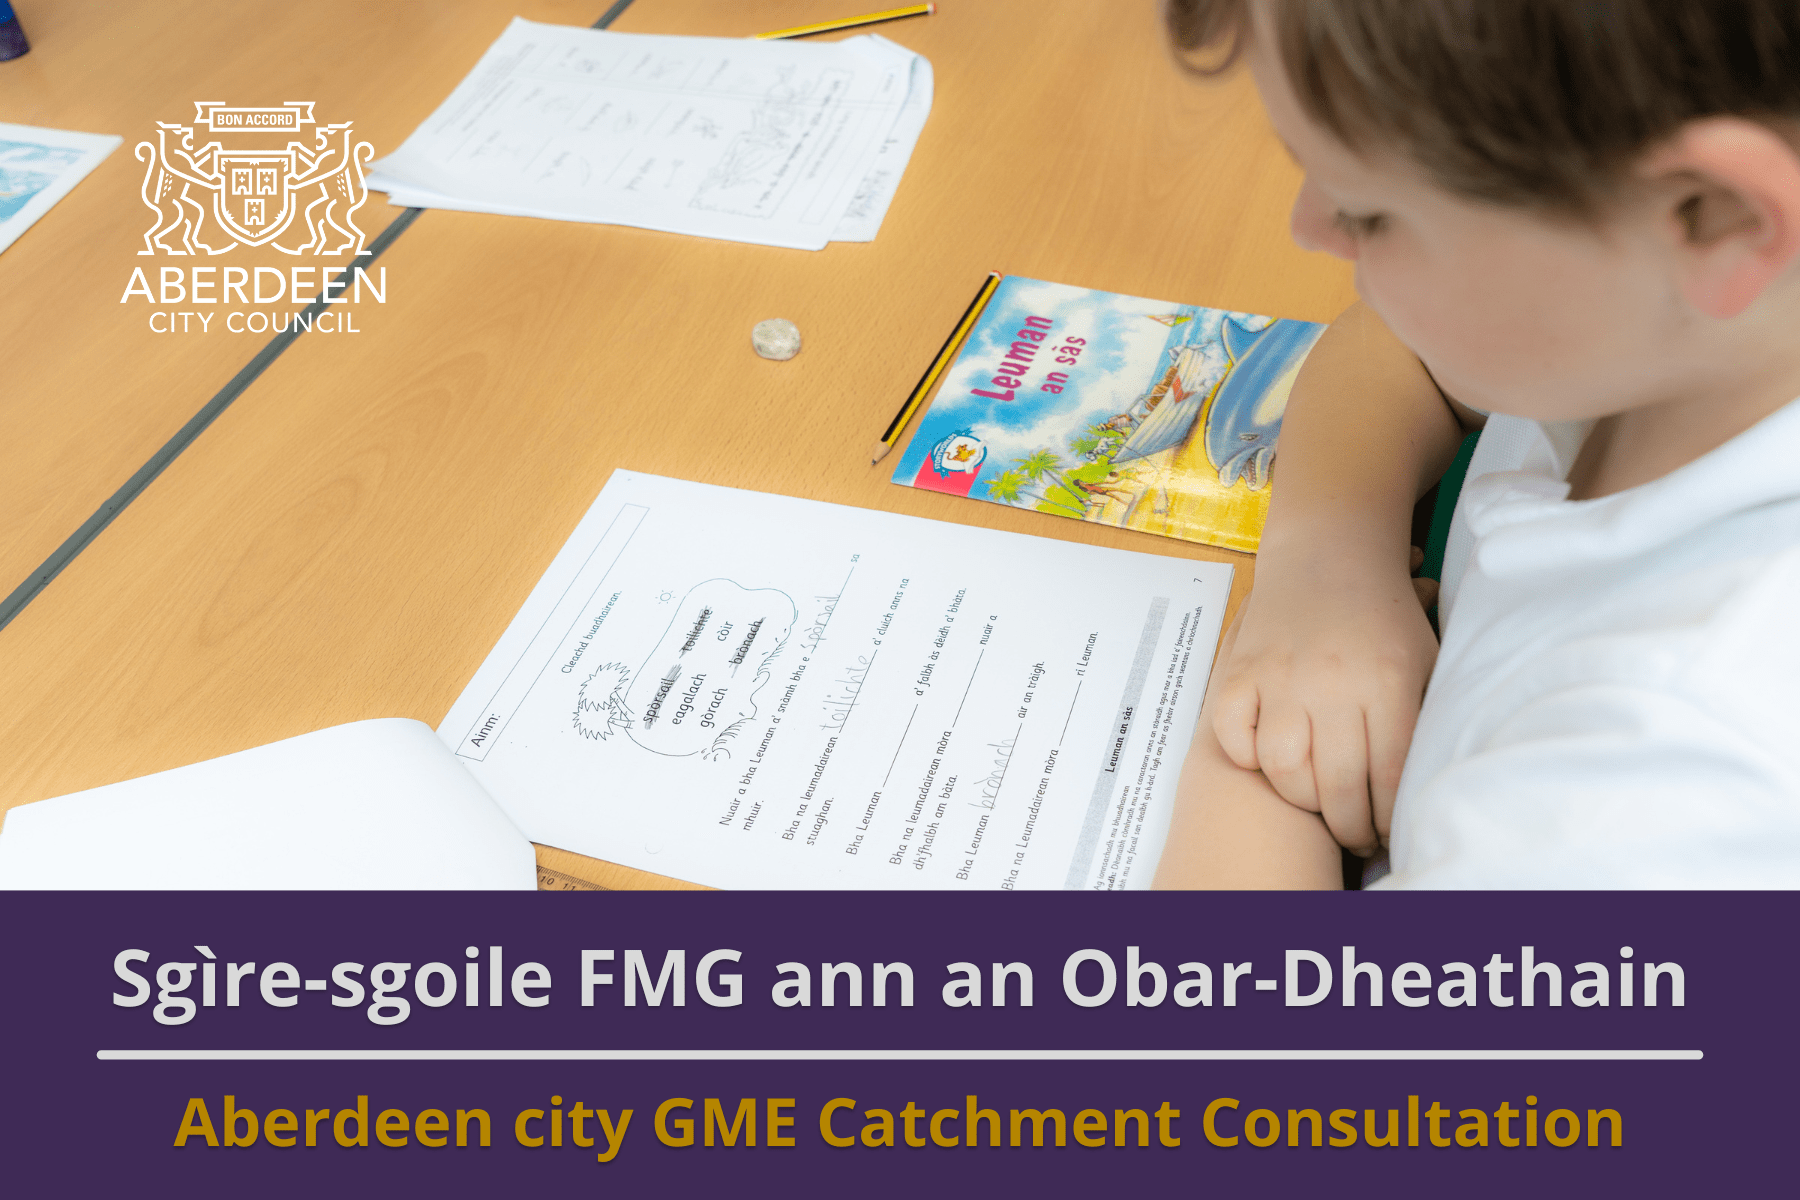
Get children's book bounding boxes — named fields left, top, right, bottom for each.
left=890, top=276, right=1327, bottom=553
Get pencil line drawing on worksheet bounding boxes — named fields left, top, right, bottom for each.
left=574, top=578, right=799, bottom=762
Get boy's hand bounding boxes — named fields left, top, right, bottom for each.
left=1208, top=544, right=1440, bottom=856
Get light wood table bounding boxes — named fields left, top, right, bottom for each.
left=0, top=0, right=609, bottom=604
left=0, top=0, right=1355, bottom=889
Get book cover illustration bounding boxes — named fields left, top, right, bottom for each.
left=890, top=276, right=1326, bottom=553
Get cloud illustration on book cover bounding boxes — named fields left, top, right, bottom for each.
left=574, top=579, right=797, bottom=760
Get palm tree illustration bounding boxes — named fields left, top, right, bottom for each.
left=1071, top=422, right=1125, bottom=461
left=1012, top=449, right=1085, bottom=514
left=985, top=470, right=1027, bottom=504
left=1069, top=429, right=1105, bottom=460
left=986, top=468, right=1062, bottom=510
left=987, top=466, right=1055, bottom=509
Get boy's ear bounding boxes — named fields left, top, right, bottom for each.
left=1639, top=117, right=1800, bottom=319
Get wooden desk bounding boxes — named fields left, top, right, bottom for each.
left=0, top=0, right=1355, bottom=889
left=0, top=0, right=606, bottom=602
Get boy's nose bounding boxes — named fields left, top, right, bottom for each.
left=1290, top=178, right=1358, bottom=260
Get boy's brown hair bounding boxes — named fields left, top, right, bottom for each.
left=1167, top=0, right=1800, bottom=213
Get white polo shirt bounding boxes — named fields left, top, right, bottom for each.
left=1376, top=400, right=1800, bottom=888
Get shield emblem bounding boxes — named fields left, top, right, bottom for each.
left=212, top=150, right=297, bottom=246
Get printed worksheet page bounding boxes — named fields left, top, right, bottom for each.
left=440, top=473, right=1231, bottom=889
left=369, top=19, right=921, bottom=249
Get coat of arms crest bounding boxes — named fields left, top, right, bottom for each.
left=135, top=101, right=372, bottom=255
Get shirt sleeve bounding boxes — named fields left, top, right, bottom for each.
left=1374, top=683, right=1800, bottom=888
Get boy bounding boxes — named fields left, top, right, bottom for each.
left=1153, top=0, right=1800, bottom=888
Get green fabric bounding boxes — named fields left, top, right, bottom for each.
left=1420, top=430, right=1481, bottom=582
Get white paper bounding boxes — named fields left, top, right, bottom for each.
left=825, top=35, right=933, bottom=242
left=367, top=20, right=927, bottom=250
left=0, top=123, right=122, bottom=254
left=440, top=472, right=1231, bottom=890
left=0, top=720, right=537, bottom=889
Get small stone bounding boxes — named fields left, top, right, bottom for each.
left=751, top=318, right=802, bottom=361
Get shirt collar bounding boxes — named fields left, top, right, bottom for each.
left=1462, top=397, right=1800, bottom=575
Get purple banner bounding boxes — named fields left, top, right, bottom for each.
left=1, top=892, right=1781, bottom=1194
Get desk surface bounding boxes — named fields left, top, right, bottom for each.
left=0, top=0, right=1354, bottom=890
left=0, top=0, right=606, bottom=598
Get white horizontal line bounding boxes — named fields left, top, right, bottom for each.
left=96, top=1048, right=1703, bottom=1062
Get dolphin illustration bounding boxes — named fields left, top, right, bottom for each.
left=1204, top=318, right=1325, bottom=490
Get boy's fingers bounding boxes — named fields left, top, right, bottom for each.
left=1210, top=683, right=1263, bottom=771
left=1409, top=545, right=1425, bottom=573
left=1255, top=701, right=1320, bottom=811
left=1312, top=711, right=1379, bottom=856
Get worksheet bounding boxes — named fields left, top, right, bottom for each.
left=0, top=122, right=121, bottom=254
left=369, top=20, right=927, bottom=250
left=440, top=473, right=1232, bottom=890
left=819, top=35, right=933, bottom=243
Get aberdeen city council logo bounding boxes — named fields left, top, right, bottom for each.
left=136, top=101, right=372, bottom=255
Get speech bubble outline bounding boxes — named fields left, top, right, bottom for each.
left=574, top=579, right=797, bottom=761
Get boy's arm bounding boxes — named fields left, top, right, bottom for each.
left=1211, top=300, right=1480, bottom=854
left=1154, top=616, right=1345, bottom=889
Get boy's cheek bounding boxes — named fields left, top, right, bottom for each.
left=1372, top=261, right=1657, bottom=420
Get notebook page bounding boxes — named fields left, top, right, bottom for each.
left=0, top=719, right=536, bottom=889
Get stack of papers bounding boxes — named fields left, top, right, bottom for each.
left=368, top=19, right=933, bottom=250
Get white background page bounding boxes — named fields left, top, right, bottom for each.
left=0, top=720, right=535, bottom=890
left=440, top=473, right=1231, bottom=889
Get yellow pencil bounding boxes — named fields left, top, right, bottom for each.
left=871, top=270, right=1002, bottom=466
left=758, top=3, right=936, bottom=41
